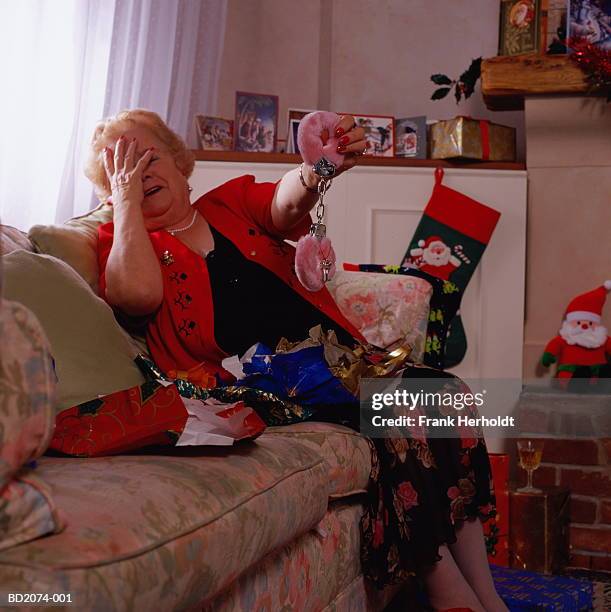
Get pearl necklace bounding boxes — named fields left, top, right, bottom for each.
left=168, top=210, right=198, bottom=236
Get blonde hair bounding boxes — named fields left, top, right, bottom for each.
left=84, top=109, right=195, bottom=201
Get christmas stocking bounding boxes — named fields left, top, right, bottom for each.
left=401, top=167, right=501, bottom=368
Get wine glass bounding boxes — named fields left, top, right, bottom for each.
left=516, top=439, right=545, bottom=493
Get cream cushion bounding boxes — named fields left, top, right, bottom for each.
left=0, top=225, right=34, bottom=256
left=28, top=203, right=112, bottom=293
left=2, top=250, right=143, bottom=411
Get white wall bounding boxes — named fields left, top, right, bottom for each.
left=217, top=0, right=525, bottom=159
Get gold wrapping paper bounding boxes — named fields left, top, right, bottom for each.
left=430, top=117, right=516, bottom=162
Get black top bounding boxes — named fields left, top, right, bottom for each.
left=205, top=224, right=355, bottom=357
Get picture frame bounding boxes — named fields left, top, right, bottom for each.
left=394, top=116, right=427, bottom=159
left=568, top=1, right=611, bottom=49
left=286, top=108, right=316, bottom=154
left=351, top=114, right=394, bottom=157
left=289, top=119, right=302, bottom=155
left=499, top=0, right=542, bottom=56
left=234, top=91, right=279, bottom=153
left=194, top=115, right=233, bottom=151
left=541, top=0, right=570, bottom=53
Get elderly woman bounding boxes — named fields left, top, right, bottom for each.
left=86, top=109, right=506, bottom=612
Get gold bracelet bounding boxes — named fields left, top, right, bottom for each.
left=299, top=163, right=319, bottom=193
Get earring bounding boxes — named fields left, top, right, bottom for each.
left=187, top=185, right=193, bottom=193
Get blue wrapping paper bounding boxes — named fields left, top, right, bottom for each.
left=491, top=565, right=594, bottom=611
left=238, top=343, right=357, bottom=406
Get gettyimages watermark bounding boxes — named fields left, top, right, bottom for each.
left=359, top=377, right=611, bottom=439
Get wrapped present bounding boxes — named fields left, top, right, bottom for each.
left=485, top=453, right=510, bottom=566
left=49, top=380, right=266, bottom=457
left=491, top=565, right=594, bottom=611
left=430, top=116, right=516, bottom=162
left=510, top=487, right=570, bottom=574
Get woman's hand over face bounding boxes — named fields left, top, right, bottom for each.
left=333, top=115, right=367, bottom=176
left=103, top=136, right=154, bottom=210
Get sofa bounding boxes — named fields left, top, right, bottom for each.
left=0, top=207, right=433, bottom=611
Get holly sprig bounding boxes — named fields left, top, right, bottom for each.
left=431, top=57, right=482, bottom=103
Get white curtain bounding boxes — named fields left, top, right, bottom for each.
left=0, top=0, right=227, bottom=230
left=55, top=0, right=116, bottom=225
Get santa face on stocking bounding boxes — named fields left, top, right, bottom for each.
left=409, top=235, right=468, bottom=282
left=423, top=240, right=452, bottom=266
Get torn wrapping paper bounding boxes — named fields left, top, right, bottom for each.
left=237, top=341, right=357, bottom=406
left=135, top=354, right=313, bottom=426
left=177, top=397, right=266, bottom=446
left=237, top=325, right=412, bottom=402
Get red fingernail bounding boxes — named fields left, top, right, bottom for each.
left=337, top=145, right=346, bottom=153
left=335, top=127, right=345, bottom=138
left=339, top=135, right=349, bottom=145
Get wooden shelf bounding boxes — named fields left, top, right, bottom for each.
left=191, top=150, right=525, bottom=171
left=481, top=54, right=589, bottom=110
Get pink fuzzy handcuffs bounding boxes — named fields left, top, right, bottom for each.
left=294, top=111, right=344, bottom=292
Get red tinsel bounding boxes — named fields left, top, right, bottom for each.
left=568, top=37, right=611, bottom=101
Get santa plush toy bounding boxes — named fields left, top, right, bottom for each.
left=409, top=235, right=462, bottom=281
left=541, top=281, right=611, bottom=389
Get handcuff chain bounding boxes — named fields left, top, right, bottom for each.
left=315, top=177, right=331, bottom=223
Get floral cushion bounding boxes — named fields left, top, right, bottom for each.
left=0, top=435, right=330, bottom=608
left=343, top=264, right=462, bottom=369
left=326, top=270, right=432, bottom=362
left=0, top=299, right=64, bottom=550
left=264, top=421, right=372, bottom=498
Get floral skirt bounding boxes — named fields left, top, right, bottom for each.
left=308, top=365, right=496, bottom=591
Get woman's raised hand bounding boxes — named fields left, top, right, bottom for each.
left=333, top=115, right=367, bottom=175
left=102, top=136, right=154, bottom=208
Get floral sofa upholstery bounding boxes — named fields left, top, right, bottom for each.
left=0, top=218, right=431, bottom=611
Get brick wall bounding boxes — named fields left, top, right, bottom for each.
left=517, top=438, right=611, bottom=572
